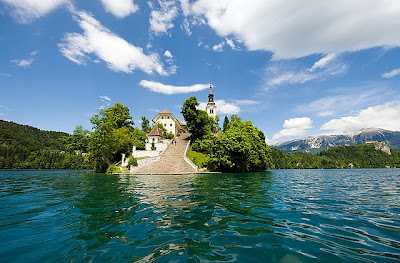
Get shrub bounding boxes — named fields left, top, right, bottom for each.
left=127, top=157, right=138, bottom=167
left=165, top=132, right=174, bottom=139
left=106, top=164, right=120, bottom=174
left=187, top=150, right=209, bottom=168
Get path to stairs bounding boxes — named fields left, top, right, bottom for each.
left=133, top=133, right=197, bottom=174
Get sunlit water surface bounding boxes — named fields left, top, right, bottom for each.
left=0, top=169, right=399, bottom=262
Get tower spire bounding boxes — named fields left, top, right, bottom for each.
left=206, top=83, right=217, bottom=120
left=208, top=83, right=214, bottom=102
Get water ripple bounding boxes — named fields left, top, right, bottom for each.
left=0, top=169, right=399, bottom=262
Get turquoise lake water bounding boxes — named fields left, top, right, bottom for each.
left=0, top=169, right=399, bottom=262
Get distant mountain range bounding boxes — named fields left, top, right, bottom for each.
left=272, top=128, right=400, bottom=153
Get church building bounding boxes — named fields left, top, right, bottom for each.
left=150, top=84, right=217, bottom=138
left=206, top=84, right=217, bottom=119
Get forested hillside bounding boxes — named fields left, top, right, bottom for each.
left=0, top=120, right=90, bottom=169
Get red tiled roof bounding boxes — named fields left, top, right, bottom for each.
left=159, top=109, right=171, bottom=114
left=177, top=118, right=185, bottom=126
left=148, top=125, right=163, bottom=136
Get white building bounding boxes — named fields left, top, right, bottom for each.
left=206, top=84, right=217, bottom=119
left=146, top=124, right=163, bottom=147
left=152, top=109, right=185, bottom=136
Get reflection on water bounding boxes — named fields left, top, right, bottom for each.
left=0, top=169, right=399, bottom=262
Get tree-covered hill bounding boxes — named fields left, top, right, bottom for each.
left=0, top=120, right=90, bottom=169
left=0, top=120, right=68, bottom=151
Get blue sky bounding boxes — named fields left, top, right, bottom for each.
left=1, top=0, right=400, bottom=144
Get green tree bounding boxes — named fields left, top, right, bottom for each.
left=181, top=96, right=216, bottom=142
left=62, top=125, right=90, bottom=153
left=132, top=127, right=147, bottom=150
left=223, top=116, right=230, bottom=132
left=207, top=117, right=272, bottom=172
left=141, top=116, right=151, bottom=133
left=87, top=103, right=144, bottom=172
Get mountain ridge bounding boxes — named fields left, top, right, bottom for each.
left=272, top=128, right=400, bottom=153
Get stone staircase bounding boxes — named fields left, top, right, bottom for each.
left=133, top=133, right=197, bottom=174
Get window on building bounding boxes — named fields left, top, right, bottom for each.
left=164, top=124, right=166, bottom=127
left=210, top=109, right=213, bottom=114
left=170, top=124, right=173, bottom=127
left=167, top=116, right=170, bottom=119
left=161, top=116, right=164, bottom=119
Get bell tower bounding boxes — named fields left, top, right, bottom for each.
left=206, top=84, right=217, bottom=120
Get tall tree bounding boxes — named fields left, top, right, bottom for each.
left=141, top=116, right=151, bottom=133
left=62, top=125, right=90, bottom=153
left=207, top=117, right=272, bottom=172
left=87, top=103, right=145, bottom=172
left=181, top=96, right=215, bottom=142
left=223, top=116, right=230, bottom=132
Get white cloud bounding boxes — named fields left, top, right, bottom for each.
left=317, top=111, right=334, bottom=117
left=181, top=18, right=192, bottom=35
left=139, top=80, right=208, bottom=95
left=233, top=99, right=260, bottom=105
left=11, top=58, right=34, bottom=68
left=382, top=68, right=400, bottom=79
left=272, top=117, right=313, bottom=140
left=164, top=50, right=173, bottom=58
left=101, top=0, right=138, bottom=19
left=188, top=0, right=400, bottom=59
left=212, top=42, right=224, bottom=52
left=179, top=0, right=190, bottom=16
left=266, top=67, right=316, bottom=86
left=163, top=50, right=177, bottom=74
left=149, top=0, right=178, bottom=36
left=199, top=99, right=240, bottom=115
left=98, top=95, right=111, bottom=110
left=309, top=54, right=336, bottom=72
left=0, top=105, right=11, bottom=111
left=265, top=58, right=347, bottom=87
left=296, top=86, right=395, bottom=117
left=99, top=95, right=111, bottom=102
left=215, top=100, right=240, bottom=114
left=1, top=0, right=68, bottom=23
left=225, top=37, right=241, bottom=50
left=10, top=50, right=39, bottom=68
left=59, top=10, right=165, bottom=75
left=321, top=102, right=400, bottom=134
left=30, top=50, right=39, bottom=56
left=225, top=37, right=235, bottom=49
left=0, top=73, right=11, bottom=77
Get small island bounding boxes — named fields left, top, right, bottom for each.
left=86, top=84, right=273, bottom=174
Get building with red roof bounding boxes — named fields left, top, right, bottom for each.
left=152, top=109, right=186, bottom=136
